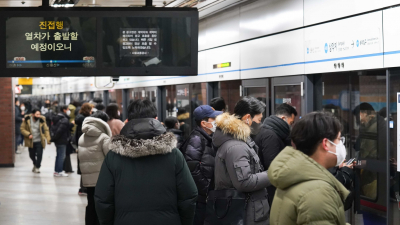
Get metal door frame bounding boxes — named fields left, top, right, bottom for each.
left=271, top=75, right=313, bottom=116
left=242, top=78, right=270, bottom=116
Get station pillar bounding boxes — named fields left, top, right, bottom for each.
left=0, top=78, right=15, bottom=167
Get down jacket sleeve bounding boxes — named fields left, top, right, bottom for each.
left=175, top=149, right=198, bottom=225
left=184, top=135, right=210, bottom=196
left=94, top=152, right=115, bottom=225
left=101, top=135, right=111, bottom=156
left=225, top=144, right=270, bottom=193
left=20, top=119, right=31, bottom=138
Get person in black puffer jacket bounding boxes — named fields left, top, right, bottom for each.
left=95, top=99, right=197, bottom=225
left=164, top=116, right=185, bottom=149
left=253, top=103, right=297, bottom=205
left=182, top=105, right=222, bottom=225
left=51, top=105, right=74, bottom=177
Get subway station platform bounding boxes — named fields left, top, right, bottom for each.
left=0, top=145, right=86, bottom=225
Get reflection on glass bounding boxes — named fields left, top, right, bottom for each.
left=389, top=71, right=400, bottom=223
left=109, top=89, right=124, bottom=117
left=245, top=87, right=267, bottom=122
left=128, top=87, right=157, bottom=109
left=165, top=86, right=177, bottom=117
left=316, top=72, right=388, bottom=222
left=275, top=85, right=301, bottom=120
left=176, top=84, right=191, bottom=141
left=220, top=80, right=241, bottom=113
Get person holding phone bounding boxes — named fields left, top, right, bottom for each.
left=328, top=142, right=356, bottom=211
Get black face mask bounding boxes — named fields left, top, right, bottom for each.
left=250, top=122, right=262, bottom=135
left=45, top=103, right=50, bottom=107
left=34, top=116, right=41, bottom=121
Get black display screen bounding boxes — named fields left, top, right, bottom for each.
left=103, top=17, right=191, bottom=68
left=6, top=17, right=96, bottom=68
left=0, top=8, right=198, bottom=76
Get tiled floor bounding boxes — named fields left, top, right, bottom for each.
left=0, top=144, right=86, bottom=225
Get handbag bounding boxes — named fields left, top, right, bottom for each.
left=204, top=189, right=250, bottom=225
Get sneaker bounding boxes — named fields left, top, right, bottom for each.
left=54, top=172, right=69, bottom=177
left=34, top=168, right=40, bottom=173
left=16, top=150, right=21, bottom=154
left=78, top=191, right=88, bottom=196
left=32, top=166, right=36, bottom=172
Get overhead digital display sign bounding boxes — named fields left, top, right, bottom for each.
left=0, top=7, right=198, bottom=76
left=6, top=17, right=96, bottom=69
left=103, top=17, right=192, bottom=69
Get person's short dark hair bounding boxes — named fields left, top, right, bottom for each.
left=291, top=112, right=342, bottom=156
left=177, top=108, right=187, bottom=116
left=127, top=99, right=157, bottom=121
left=31, top=108, right=41, bottom=115
left=52, top=101, right=59, bottom=105
left=359, top=102, right=375, bottom=115
left=233, top=97, right=266, bottom=119
left=59, top=105, right=68, bottom=112
left=210, top=97, right=226, bottom=111
left=164, top=117, right=179, bottom=129
left=275, top=103, right=298, bottom=117
left=71, top=101, right=80, bottom=107
left=196, top=117, right=210, bottom=127
left=93, top=97, right=103, bottom=104
left=95, top=103, right=105, bottom=111
left=91, top=111, right=109, bottom=123
left=15, top=98, right=19, bottom=104
left=353, top=102, right=375, bottom=116
left=106, top=104, right=120, bottom=120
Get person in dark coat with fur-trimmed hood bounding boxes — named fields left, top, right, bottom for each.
left=212, top=97, right=271, bottom=225
left=95, top=99, right=198, bottom=225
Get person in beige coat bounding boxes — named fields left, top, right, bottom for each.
left=20, top=109, right=51, bottom=173
left=78, top=111, right=112, bottom=225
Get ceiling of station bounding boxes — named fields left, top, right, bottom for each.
left=0, top=0, right=250, bottom=19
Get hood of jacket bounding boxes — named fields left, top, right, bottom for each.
left=82, top=117, right=112, bottom=137
left=52, top=113, right=69, bottom=124
left=213, top=113, right=251, bottom=148
left=167, top=128, right=183, bottom=135
left=262, top=115, right=290, bottom=141
left=24, top=114, right=46, bottom=124
left=110, top=118, right=177, bottom=159
left=268, top=147, right=349, bottom=201
left=177, top=112, right=190, bottom=121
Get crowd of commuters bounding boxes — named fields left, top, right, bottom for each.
left=14, top=95, right=364, bottom=225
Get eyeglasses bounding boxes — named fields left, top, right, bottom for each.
left=340, top=136, right=345, bottom=144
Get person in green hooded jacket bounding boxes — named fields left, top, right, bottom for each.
left=268, top=112, right=350, bottom=225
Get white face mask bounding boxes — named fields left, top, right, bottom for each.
left=205, top=121, right=216, bottom=133
left=328, top=140, right=346, bottom=167
left=118, top=111, right=121, bottom=116
left=21, top=106, right=25, bottom=110
left=66, top=111, right=71, bottom=116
